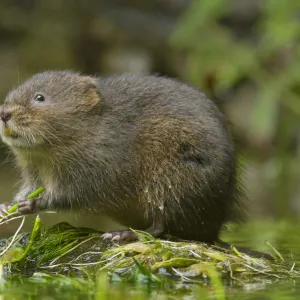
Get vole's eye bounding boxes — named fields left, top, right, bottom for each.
left=34, top=94, right=45, bottom=102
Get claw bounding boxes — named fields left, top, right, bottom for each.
left=111, top=235, right=121, bottom=242
left=101, top=232, right=113, bottom=240
left=0, top=203, right=10, bottom=218
left=100, top=230, right=138, bottom=243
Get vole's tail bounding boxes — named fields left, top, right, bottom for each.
left=216, top=240, right=274, bottom=260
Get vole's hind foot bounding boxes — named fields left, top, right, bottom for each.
left=101, top=223, right=165, bottom=243
left=101, top=230, right=138, bottom=242
left=18, top=198, right=37, bottom=215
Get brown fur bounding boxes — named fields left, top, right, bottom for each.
left=0, top=71, right=241, bottom=242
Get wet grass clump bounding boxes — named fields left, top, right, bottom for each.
left=0, top=215, right=299, bottom=299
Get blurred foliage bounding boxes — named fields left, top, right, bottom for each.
left=170, top=0, right=300, bottom=218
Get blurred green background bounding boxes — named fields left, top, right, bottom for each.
left=0, top=0, right=299, bottom=230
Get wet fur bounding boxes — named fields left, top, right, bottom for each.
left=0, top=71, right=241, bottom=242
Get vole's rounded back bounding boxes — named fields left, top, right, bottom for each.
left=0, top=71, right=240, bottom=242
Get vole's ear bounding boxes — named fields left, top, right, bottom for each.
left=77, top=77, right=101, bottom=111
left=85, top=83, right=101, bottom=108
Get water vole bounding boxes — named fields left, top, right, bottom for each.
left=0, top=71, right=240, bottom=242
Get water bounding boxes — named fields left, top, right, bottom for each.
left=222, top=221, right=300, bottom=300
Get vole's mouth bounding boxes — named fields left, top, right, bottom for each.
left=0, top=123, right=19, bottom=139
left=4, top=125, right=18, bottom=138
left=0, top=123, right=39, bottom=148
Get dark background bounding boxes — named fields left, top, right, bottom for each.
left=1, top=0, right=299, bottom=229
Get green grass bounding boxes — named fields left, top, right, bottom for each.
left=0, top=217, right=299, bottom=299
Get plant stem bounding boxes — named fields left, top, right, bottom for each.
left=7, top=187, right=46, bottom=214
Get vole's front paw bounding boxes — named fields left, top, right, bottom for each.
left=0, top=203, right=10, bottom=218
left=101, top=230, right=138, bottom=243
left=18, top=198, right=38, bottom=215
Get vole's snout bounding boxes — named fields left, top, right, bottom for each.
left=0, top=109, right=12, bottom=123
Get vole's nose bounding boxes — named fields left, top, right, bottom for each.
left=0, top=110, right=12, bottom=123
